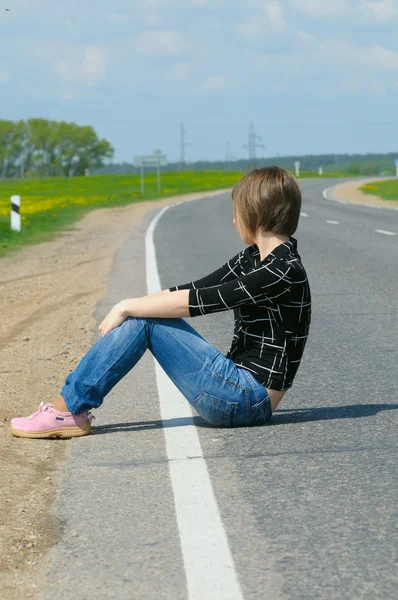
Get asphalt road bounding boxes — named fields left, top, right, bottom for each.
left=43, top=179, right=397, bottom=600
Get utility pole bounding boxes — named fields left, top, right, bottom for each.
left=243, top=123, right=265, bottom=170
left=153, top=149, right=163, bottom=192
left=180, top=123, right=191, bottom=171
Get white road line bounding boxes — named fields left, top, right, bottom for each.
left=374, top=229, right=396, bottom=236
left=300, top=212, right=309, bottom=217
left=326, top=220, right=339, bottom=225
left=146, top=203, right=244, bottom=600
left=322, top=187, right=348, bottom=205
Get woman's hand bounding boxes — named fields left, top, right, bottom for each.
left=98, top=302, right=128, bottom=336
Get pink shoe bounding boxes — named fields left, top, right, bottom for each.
left=10, top=402, right=95, bottom=439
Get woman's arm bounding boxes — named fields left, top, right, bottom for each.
left=120, top=289, right=190, bottom=319
left=99, top=289, right=187, bottom=336
left=148, top=289, right=172, bottom=297
left=169, top=248, right=246, bottom=292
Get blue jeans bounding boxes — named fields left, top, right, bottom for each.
left=60, top=317, right=273, bottom=428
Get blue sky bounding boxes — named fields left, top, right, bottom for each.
left=1, top=0, right=398, bottom=163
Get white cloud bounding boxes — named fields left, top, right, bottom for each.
left=237, top=17, right=265, bottom=38
left=102, top=12, right=132, bottom=23
left=57, top=46, right=108, bottom=86
left=81, top=46, right=108, bottom=82
left=192, top=0, right=226, bottom=6
left=295, top=29, right=317, bottom=44
left=288, top=0, right=348, bottom=18
left=58, top=89, right=77, bottom=100
left=369, top=81, right=387, bottom=93
left=265, top=2, right=286, bottom=30
left=56, top=63, right=72, bottom=83
left=0, top=71, right=9, bottom=84
left=164, top=62, right=192, bottom=81
left=290, top=0, right=398, bottom=23
left=200, top=75, right=227, bottom=92
left=360, top=0, right=398, bottom=22
left=239, top=1, right=286, bottom=37
left=293, top=33, right=398, bottom=71
left=245, top=49, right=271, bottom=69
left=357, top=45, right=398, bottom=69
left=135, top=30, right=188, bottom=55
left=339, top=80, right=363, bottom=94
left=144, top=14, right=164, bottom=27
left=246, top=35, right=398, bottom=97
left=333, top=79, right=388, bottom=95
left=100, top=5, right=162, bottom=25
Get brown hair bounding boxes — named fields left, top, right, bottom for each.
left=231, top=166, right=301, bottom=237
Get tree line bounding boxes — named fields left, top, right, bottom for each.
left=0, top=118, right=114, bottom=178
left=96, top=152, right=398, bottom=177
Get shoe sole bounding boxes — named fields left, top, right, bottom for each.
left=10, top=421, right=92, bottom=439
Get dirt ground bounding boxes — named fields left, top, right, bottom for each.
left=329, top=178, right=398, bottom=210
left=0, top=189, right=228, bottom=599
left=0, top=178, right=395, bottom=598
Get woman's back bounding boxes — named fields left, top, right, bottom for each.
left=225, top=237, right=311, bottom=392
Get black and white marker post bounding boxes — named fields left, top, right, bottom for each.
left=11, top=195, right=21, bottom=232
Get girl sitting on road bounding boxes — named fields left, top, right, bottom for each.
left=10, top=166, right=311, bottom=438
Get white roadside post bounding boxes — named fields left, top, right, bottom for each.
left=319, top=166, right=323, bottom=176
left=134, top=151, right=168, bottom=195
left=294, top=161, right=301, bottom=177
left=10, top=195, right=21, bottom=232
left=153, top=149, right=164, bottom=193
left=395, top=158, right=398, bottom=178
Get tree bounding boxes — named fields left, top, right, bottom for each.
left=0, top=120, right=25, bottom=177
left=54, top=123, right=113, bottom=176
left=0, top=118, right=114, bottom=178
left=346, top=164, right=361, bottom=175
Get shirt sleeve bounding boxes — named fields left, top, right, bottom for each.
left=169, top=248, right=246, bottom=292
left=187, top=255, right=293, bottom=317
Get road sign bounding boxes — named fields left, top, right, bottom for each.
left=134, top=150, right=168, bottom=193
left=134, top=152, right=168, bottom=167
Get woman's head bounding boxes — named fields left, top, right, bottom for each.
left=232, top=166, right=302, bottom=243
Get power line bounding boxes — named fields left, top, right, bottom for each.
left=180, top=123, right=191, bottom=171
left=243, top=123, right=265, bottom=168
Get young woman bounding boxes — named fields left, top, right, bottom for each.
left=10, top=166, right=311, bottom=438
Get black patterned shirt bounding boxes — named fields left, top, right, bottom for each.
left=169, top=237, right=311, bottom=391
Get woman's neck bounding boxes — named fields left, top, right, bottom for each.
left=254, top=231, right=289, bottom=262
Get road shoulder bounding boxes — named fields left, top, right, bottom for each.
left=325, top=178, right=398, bottom=210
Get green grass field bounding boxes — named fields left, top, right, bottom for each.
left=360, top=179, right=398, bottom=201
left=0, top=170, right=346, bottom=259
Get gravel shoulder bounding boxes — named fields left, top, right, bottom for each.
left=0, top=189, right=229, bottom=599
left=327, top=178, right=398, bottom=210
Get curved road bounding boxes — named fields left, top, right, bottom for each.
left=43, top=179, right=397, bottom=600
